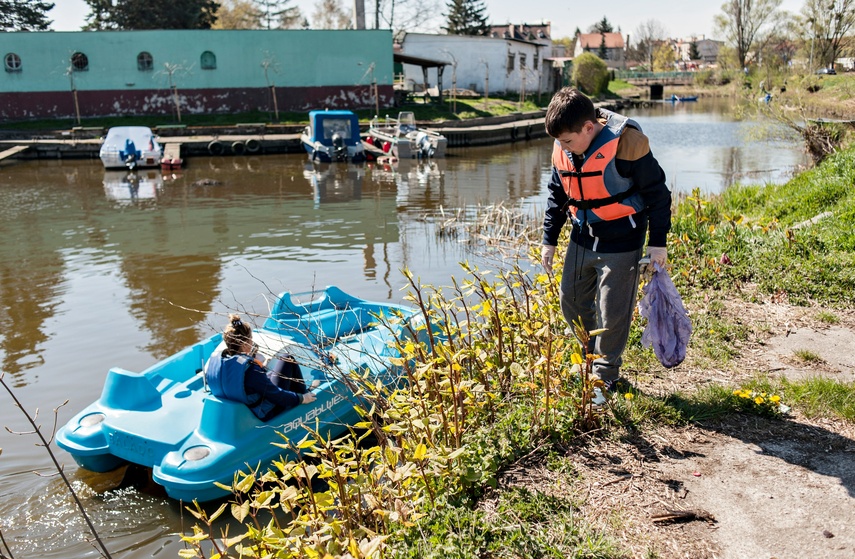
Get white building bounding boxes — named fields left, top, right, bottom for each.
left=397, top=33, right=546, bottom=97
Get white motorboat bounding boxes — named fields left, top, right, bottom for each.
left=99, top=126, right=163, bottom=170
left=366, top=111, right=447, bottom=159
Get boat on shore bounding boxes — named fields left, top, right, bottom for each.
left=300, top=110, right=366, bottom=163
left=99, top=126, right=163, bottom=169
left=56, top=286, right=428, bottom=502
left=366, top=111, right=447, bottom=159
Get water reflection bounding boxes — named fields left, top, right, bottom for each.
left=103, top=170, right=163, bottom=204
left=624, top=97, right=810, bottom=193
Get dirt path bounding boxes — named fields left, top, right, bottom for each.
left=509, top=299, right=855, bottom=558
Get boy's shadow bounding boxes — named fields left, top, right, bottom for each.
left=661, top=394, right=855, bottom=499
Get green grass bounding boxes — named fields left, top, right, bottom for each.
left=816, top=310, right=840, bottom=324
left=793, top=349, right=824, bottom=363
left=387, top=488, right=623, bottom=559
left=669, top=144, right=855, bottom=307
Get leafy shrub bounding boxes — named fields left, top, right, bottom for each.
left=572, top=52, right=609, bottom=96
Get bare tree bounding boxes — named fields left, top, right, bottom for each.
left=633, top=19, right=668, bottom=70
left=370, top=0, right=440, bottom=33
left=213, top=0, right=263, bottom=28
left=801, top=0, right=855, bottom=69
left=311, top=0, right=351, bottom=28
left=715, top=0, right=783, bottom=69
left=255, top=0, right=303, bottom=29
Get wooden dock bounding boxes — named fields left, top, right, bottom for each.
left=0, top=112, right=550, bottom=162
left=0, top=145, right=28, bottom=161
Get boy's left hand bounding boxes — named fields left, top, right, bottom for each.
left=647, top=246, right=667, bottom=267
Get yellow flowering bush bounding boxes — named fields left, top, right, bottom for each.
left=731, top=388, right=787, bottom=416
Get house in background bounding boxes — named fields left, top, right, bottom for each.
left=0, top=29, right=393, bottom=122
left=489, top=22, right=552, bottom=48
left=574, top=32, right=626, bottom=69
left=695, top=37, right=724, bottom=64
left=397, top=32, right=546, bottom=99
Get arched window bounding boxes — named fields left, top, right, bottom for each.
left=137, top=52, right=153, bottom=71
left=200, top=51, right=216, bottom=70
left=71, top=52, right=89, bottom=72
left=4, top=53, right=22, bottom=73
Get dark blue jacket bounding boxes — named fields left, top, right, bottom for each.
left=205, top=352, right=301, bottom=421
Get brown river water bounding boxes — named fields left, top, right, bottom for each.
left=0, top=100, right=808, bottom=558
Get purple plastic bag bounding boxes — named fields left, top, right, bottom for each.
left=638, top=263, right=692, bottom=368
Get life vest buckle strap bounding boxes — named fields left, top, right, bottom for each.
left=567, top=183, right=640, bottom=210
left=558, top=169, right=603, bottom=178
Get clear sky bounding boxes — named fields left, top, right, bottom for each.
left=50, top=0, right=804, bottom=41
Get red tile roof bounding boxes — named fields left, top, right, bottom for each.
left=576, top=32, right=625, bottom=49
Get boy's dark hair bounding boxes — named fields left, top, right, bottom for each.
left=544, top=87, right=597, bottom=137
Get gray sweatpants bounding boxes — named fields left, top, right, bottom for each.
left=559, top=241, right=643, bottom=383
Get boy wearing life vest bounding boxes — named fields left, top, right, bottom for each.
left=540, top=87, right=671, bottom=402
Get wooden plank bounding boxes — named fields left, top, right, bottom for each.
left=0, top=145, right=28, bottom=161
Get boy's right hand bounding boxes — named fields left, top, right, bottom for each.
left=301, top=391, right=317, bottom=404
left=541, top=245, right=557, bottom=273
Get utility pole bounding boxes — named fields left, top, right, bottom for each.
left=480, top=59, right=489, bottom=110
left=441, top=50, right=458, bottom=114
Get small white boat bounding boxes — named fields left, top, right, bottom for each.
left=366, top=111, right=447, bottom=159
left=100, top=126, right=163, bottom=170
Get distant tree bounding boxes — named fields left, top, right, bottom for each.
left=715, top=0, right=782, bottom=68
left=573, top=51, right=609, bottom=95
left=0, top=0, right=53, bottom=30
left=653, top=42, right=676, bottom=71
left=256, top=0, right=302, bottom=28
left=588, top=15, right=613, bottom=34
left=442, top=0, right=489, bottom=35
left=83, top=0, right=220, bottom=29
left=82, top=0, right=115, bottom=29
left=574, top=26, right=581, bottom=36
left=689, top=41, right=700, bottom=60
left=212, top=0, right=263, bottom=28
left=801, top=0, right=854, bottom=69
left=597, top=34, right=607, bottom=59
left=311, top=0, right=351, bottom=28
left=633, top=19, right=668, bottom=70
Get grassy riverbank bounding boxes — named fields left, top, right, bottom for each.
left=181, top=144, right=854, bottom=557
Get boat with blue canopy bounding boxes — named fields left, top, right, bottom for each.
left=56, top=287, right=428, bottom=502
left=300, top=110, right=366, bottom=163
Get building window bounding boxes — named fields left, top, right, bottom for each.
left=534, top=53, right=539, bottom=69
left=520, top=54, right=527, bottom=70
left=71, top=52, right=89, bottom=71
left=200, top=51, right=216, bottom=70
left=137, top=52, right=153, bottom=71
left=4, top=53, right=22, bottom=73
left=507, top=52, right=515, bottom=71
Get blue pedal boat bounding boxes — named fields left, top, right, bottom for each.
left=300, top=110, right=366, bottom=163
left=56, top=287, right=425, bottom=502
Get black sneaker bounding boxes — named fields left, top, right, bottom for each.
left=603, top=377, right=632, bottom=393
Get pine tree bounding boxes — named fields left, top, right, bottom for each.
left=443, top=0, right=490, bottom=36
left=598, top=34, right=607, bottom=59
left=689, top=41, right=700, bottom=60
left=83, top=0, right=220, bottom=29
left=590, top=16, right=613, bottom=34
left=0, top=0, right=54, bottom=31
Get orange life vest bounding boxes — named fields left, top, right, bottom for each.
left=552, top=112, right=644, bottom=225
